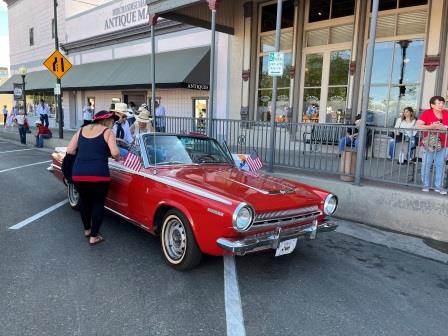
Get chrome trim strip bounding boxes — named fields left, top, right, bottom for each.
left=51, top=163, right=62, bottom=170
left=223, top=177, right=269, bottom=195
left=104, top=206, right=150, bottom=232
left=108, top=161, right=233, bottom=206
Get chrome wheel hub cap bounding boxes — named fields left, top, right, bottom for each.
left=164, top=219, right=186, bottom=260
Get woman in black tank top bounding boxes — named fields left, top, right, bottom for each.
left=66, top=110, right=120, bottom=245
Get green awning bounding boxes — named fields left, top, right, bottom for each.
left=0, top=46, right=210, bottom=93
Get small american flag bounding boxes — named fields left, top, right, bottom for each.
left=123, top=144, right=142, bottom=171
left=246, top=149, right=263, bottom=171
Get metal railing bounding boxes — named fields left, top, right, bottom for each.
left=162, top=117, right=448, bottom=190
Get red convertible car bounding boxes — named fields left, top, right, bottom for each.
left=50, top=133, right=338, bottom=270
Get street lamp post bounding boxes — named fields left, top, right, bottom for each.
left=54, top=0, right=63, bottom=138
left=18, top=67, right=27, bottom=115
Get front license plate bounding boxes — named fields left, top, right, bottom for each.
left=275, top=238, right=298, bottom=257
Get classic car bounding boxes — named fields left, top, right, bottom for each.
left=49, top=133, right=338, bottom=270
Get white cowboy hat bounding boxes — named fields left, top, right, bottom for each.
left=110, top=102, right=128, bottom=114
left=35, top=120, right=42, bottom=125
left=135, top=108, right=152, bottom=123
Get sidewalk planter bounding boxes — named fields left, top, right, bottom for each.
left=339, top=148, right=357, bottom=182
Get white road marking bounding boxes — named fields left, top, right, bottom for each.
left=9, top=200, right=69, bottom=230
left=224, top=255, right=246, bottom=336
left=0, top=160, right=51, bottom=173
left=0, top=148, right=34, bottom=154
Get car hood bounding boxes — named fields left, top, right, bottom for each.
left=156, top=165, right=323, bottom=212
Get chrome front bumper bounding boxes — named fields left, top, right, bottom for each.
left=216, top=220, right=338, bottom=255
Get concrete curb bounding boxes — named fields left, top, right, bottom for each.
left=274, top=172, right=448, bottom=243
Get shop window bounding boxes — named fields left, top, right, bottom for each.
left=29, top=28, right=34, bottom=46
left=370, top=0, right=427, bottom=11
left=309, top=0, right=355, bottom=23
left=260, top=0, right=294, bottom=33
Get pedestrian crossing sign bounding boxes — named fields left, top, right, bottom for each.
left=43, top=50, right=72, bottom=79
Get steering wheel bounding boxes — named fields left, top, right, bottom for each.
left=195, top=154, right=215, bottom=163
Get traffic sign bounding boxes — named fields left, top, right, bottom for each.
left=54, top=83, right=61, bottom=95
left=268, top=52, right=284, bottom=77
left=43, top=50, right=72, bottom=79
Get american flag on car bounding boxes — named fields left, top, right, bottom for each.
left=246, top=149, right=263, bottom=171
left=123, top=143, right=142, bottom=171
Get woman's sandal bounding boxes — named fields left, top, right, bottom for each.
left=89, top=236, right=105, bottom=246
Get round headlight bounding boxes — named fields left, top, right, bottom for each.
left=232, top=203, right=254, bottom=232
left=323, top=194, right=338, bottom=215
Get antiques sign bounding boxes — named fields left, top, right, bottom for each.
left=104, top=0, right=149, bottom=31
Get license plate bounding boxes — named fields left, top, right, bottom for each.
left=275, top=238, right=298, bottom=257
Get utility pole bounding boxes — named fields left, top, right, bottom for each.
left=54, top=0, right=63, bottom=138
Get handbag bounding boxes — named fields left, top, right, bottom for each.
left=422, top=133, right=442, bottom=152
left=61, top=153, right=77, bottom=183
left=388, top=132, right=403, bottom=142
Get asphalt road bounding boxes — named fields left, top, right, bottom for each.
left=0, top=139, right=447, bottom=336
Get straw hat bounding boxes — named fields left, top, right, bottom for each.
left=110, top=102, right=128, bottom=115
left=135, top=107, right=152, bottom=123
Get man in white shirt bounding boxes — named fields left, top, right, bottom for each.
left=111, top=103, right=133, bottom=156
left=154, top=100, right=166, bottom=132
left=36, top=99, right=50, bottom=127
left=82, top=101, right=94, bottom=126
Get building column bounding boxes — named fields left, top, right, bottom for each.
left=291, top=0, right=305, bottom=123
left=421, top=0, right=445, bottom=109
left=240, top=1, right=253, bottom=121
left=439, top=0, right=448, bottom=97
left=348, top=0, right=367, bottom=122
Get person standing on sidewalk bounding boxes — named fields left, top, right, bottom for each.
left=82, top=101, right=94, bottom=126
left=154, top=100, right=166, bottom=132
left=14, top=110, right=27, bottom=144
left=2, top=105, right=7, bottom=127
left=416, top=96, right=448, bottom=195
left=36, top=99, right=50, bottom=127
left=66, top=110, right=120, bottom=245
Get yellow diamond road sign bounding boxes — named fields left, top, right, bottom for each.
left=43, top=50, right=72, bottom=79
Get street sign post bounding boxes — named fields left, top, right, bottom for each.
left=43, top=50, right=72, bottom=79
left=54, top=83, right=61, bottom=95
left=268, top=52, right=284, bottom=77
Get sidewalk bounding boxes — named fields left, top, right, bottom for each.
left=0, top=125, right=75, bottom=148
left=2, top=126, right=448, bottom=243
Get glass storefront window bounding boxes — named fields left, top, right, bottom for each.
left=329, top=50, right=350, bottom=85
left=368, top=40, right=423, bottom=126
left=309, top=0, right=355, bottom=23
left=391, top=40, right=424, bottom=85
left=304, top=54, right=323, bottom=87
left=303, top=89, right=321, bottom=123
left=256, top=1, right=294, bottom=122
left=260, top=0, right=294, bottom=33
left=370, top=0, right=427, bottom=11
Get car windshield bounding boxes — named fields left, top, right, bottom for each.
left=141, top=134, right=234, bottom=166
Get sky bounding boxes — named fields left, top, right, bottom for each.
left=0, top=2, right=9, bottom=69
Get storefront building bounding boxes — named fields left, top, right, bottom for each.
left=148, top=0, right=448, bottom=127
left=0, top=0, right=231, bottom=129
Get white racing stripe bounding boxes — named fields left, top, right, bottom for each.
left=9, top=200, right=68, bottom=230
left=0, top=148, right=34, bottom=154
left=0, top=160, right=51, bottom=173
left=224, top=255, right=246, bottom=336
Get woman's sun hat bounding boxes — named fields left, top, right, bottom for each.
left=93, top=110, right=119, bottom=122
left=135, top=108, right=152, bottom=123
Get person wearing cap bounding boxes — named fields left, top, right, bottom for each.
left=66, top=110, right=120, bottom=246
left=34, top=120, right=52, bottom=148
left=111, top=103, right=133, bottom=156
left=130, top=107, right=154, bottom=139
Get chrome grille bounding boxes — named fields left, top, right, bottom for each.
left=251, top=206, right=321, bottom=231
